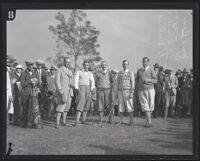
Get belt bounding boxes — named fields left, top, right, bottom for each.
left=97, top=88, right=110, bottom=91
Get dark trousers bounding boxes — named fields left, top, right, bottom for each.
left=153, top=85, right=163, bottom=118
left=22, top=95, right=31, bottom=127
left=14, top=96, right=23, bottom=125
left=45, top=96, right=57, bottom=118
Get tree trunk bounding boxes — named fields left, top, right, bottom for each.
left=74, top=56, right=78, bottom=73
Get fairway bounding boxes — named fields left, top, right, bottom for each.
left=6, top=116, right=193, bottom=155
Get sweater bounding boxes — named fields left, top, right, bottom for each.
left=95, top=70, right=112, bottom=89
left=137, top=67, right=157, bottom=91
left=74, top=70, right=95, bottom=89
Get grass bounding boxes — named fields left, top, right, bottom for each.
left=6, top=116, right=193, bottom=155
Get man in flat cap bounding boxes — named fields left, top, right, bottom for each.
left=181, top=68, right=192, bottom=117
left=163, top=69, right=178, bottom=119
left=7, top=57, right=14, bottom=125
left=20, top=60, right=41, bottom=128
left=45, top=65, right=57, bottom=118
left=7, top=55, right=17, bottom=123
left=13, top=64, right=23, bottom=125
left=35, top=60, right=47, bottom=119
left=153, top=63, right=164, bottom=118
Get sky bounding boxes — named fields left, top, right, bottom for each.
left=7, top=9, right=193, bottom=72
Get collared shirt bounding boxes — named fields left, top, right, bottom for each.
left=51, top=75, right=55, bottom=79
left=124, top=69, right=129, bottom=73
left=144, top=66, right=149, bottom=71
left=102, top=69, right=107, bottom=74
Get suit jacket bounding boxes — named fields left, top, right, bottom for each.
left=154, top=71, right=164, bottom=92
left=20, top=69, right=40, bottom=95
left=13, top=71, right=22, bottom=98
left=55, top=66, right=74, bottom=99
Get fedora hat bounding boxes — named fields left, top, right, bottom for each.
left=50, top=65, right=57, bottom=71
left=182, top=68, right=189, bottom=73
left=7, top=54, right=16, bottom=62
left=154, top=63, right=159, bottom=69
left=15, top=64, right=23, bottom=69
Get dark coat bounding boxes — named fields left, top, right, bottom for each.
left=46, top=74, right=57, bottom=95
left=34, top=68, right=47, bottom=89
left=13, top=72, right=22, bottom=98
left=20, top=69, right=40, bottom=96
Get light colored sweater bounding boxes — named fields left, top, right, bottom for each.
left=74, top=70, right=95, bottom=90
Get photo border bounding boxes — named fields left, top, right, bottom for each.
left=1, top=1, right=199, bottom=160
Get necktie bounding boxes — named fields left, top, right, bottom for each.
left=38, top=70, right=42, bottom=83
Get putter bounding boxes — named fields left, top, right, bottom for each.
left=90, top=105, right=94, bottom=125
left=101, top=103, right=114, bottom=128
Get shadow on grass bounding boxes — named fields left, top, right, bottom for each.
left=87, top=144, right=149, bottom=155
left=148, top=119, right=192, bottom=153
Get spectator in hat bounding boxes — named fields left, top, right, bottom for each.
left=111, top=69, right=119, bottom=116
left=35, top=60, right=47, bottom=119
left=163, top=69, right=178, bottom=119
left=20, top=60, right=41, bottom=128
left=177, top=68, right=189, bottom=117
left=137, top=57, right=157, bottom=127
left=175, top=69, right=183, bottom=117
left=7, top=55, right=16, bottom=93
left=153, top=63, right=164, bottom=118
left=45, top=65, right=57, bottom=119
left=7, top=55, right=17, bottom=123
left=7, top=59, right=13, bottom=125
left=13, top=64, right=23, bottom=125
left=181, top=68, right=192, bottom=117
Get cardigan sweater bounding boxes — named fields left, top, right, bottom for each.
left=137, top=67, right=157, bottom=91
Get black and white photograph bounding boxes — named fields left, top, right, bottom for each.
left=2, top=3, right=199, bottom=158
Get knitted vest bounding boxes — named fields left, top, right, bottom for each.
left=117, top=71, right=132, bottom=90
left=96, top=70, right=111, bottom=89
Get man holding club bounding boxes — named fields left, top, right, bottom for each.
left=116, top=60, right=135, bottom=127
left=95, top=61, right=113, bottom=125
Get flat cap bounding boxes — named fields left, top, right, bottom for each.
left=50, top=65, right=57, bottom=70
left=25, top=60, right=34, bottom=65
left=7, top=54, right=16, bottom=62
left=35, top=59, right=44, bottom=65
left=182, top=68, right=189, bottom=73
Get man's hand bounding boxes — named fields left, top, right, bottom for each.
left=58, top=89, right=64, bottom=95
left=9, top=96, right=13, bottom=102
left=11, top=78, right=17, bottom=84
left=129, top=92, right=133, bottom=99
